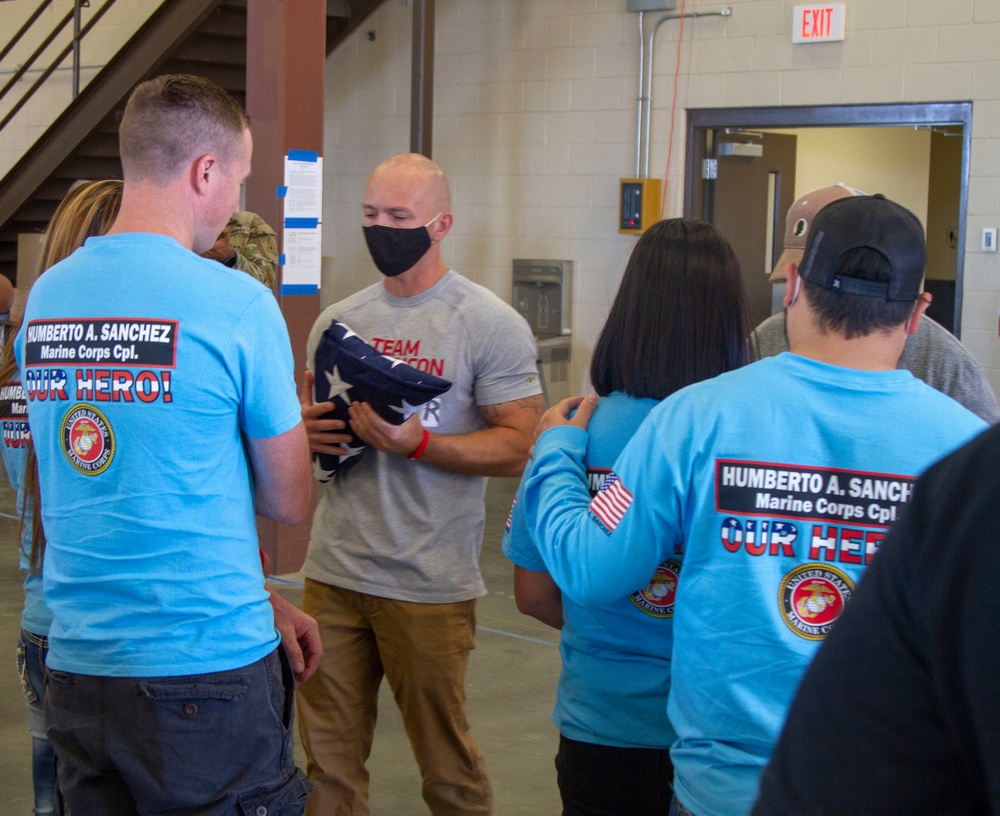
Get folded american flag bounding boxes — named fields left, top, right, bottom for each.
left=312, top=319, right=452, bottom=480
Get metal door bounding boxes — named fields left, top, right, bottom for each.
left=697, top=131, right=797, bottom=329
left=684, top=103, right=973, bottom=338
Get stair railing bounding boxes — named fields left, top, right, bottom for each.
left=0, top=0, right=121, bottom=133
left=0, top=0, right=55, bottom=64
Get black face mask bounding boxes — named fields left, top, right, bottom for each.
left=363, top=213, right=442, bottom=278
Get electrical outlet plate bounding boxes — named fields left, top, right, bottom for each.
left=983, top=228, right=997, bottom=253
left=626, top=0, right=678, bottom=11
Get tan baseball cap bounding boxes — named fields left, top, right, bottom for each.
left=770, top=183, right=866, bottom=281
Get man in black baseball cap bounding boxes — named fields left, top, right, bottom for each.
left=753, top=196, right=1000, bottom=809
left=798, top=194, right=925, bottom=301
left=755, top=188, right=1000, bottom=423
left=783, top=193, right=931, bottom=355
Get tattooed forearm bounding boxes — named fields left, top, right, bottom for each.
left=481, top=394, right=546, bottom=428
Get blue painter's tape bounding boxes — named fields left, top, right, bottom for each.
left=287, top=150, right=319, bottom=162
left=266, top=576, right=304, bottom=587
left=278, top=254, right=287, bottom=265
left=284, top=218, right=319, bottom=229
left=280, top=284, right=318, bottom=296
left=276, top=186, right=288, bottom=198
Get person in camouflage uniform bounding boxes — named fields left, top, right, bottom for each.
left=202, top=210, right=279, bottom=288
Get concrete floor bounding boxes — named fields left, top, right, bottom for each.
left=0, top=476, right=563, bottom=815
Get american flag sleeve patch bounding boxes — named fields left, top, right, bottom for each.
left=588, top=472, right=634, bottom=533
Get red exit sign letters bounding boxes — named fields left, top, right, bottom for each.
left=793, top=4, right=846, bottom=43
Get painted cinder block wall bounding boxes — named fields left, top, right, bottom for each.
left=321, top=0, right=1000, bottom=398
left=4, top=0, right=996, bottom=394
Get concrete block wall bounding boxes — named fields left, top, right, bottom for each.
left=0, top=0, right=162, bottom=179
left=5, top=0, right=996, bottom=393
left=323, top=0, right=1000, bottom=398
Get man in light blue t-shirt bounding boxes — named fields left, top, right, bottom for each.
left=15, top=75, right=317, bottom=816
left=522, top=195, right=988, bottom=816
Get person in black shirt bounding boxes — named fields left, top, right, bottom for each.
left=753, top=424, right=999, bottom=816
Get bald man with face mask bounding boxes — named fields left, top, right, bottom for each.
left=297, top=153, right=545, bottom=816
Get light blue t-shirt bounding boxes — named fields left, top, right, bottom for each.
left=14, top=233, right=302, bottom=677
left=0, top=376, right=53, bottom=636
left=503, top=391, right=677, bottom=749
left=523, top=354, right=987, bottom=816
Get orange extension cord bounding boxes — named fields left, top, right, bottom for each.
left=660, top=0, right=687, bottom=219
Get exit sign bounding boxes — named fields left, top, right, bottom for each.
left=793, top=4, right=846, bottom=43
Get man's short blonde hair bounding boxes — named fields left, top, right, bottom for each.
left=119, top=74, right=250, bottom=183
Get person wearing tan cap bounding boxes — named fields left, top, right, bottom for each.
left=754, top=183, right=1000, bottom=423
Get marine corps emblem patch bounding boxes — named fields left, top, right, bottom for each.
left=61, top=403, right=115, bottom=475
left=778, top=563, right=854, bottom=640
left=629, top=558, right=681, bottom=618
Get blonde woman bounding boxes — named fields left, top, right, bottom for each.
left=1, top=179, right=123, bottom=816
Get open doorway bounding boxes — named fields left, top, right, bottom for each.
left=684, top=103, right=972, bottom=336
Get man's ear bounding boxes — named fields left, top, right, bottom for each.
left=783, top=264, right=801, bottom=309
left=906, top=292, right=932, bottom=336
left=429, top=211, right=452, bottom=243
left=191, top=154, right=218, bottom=195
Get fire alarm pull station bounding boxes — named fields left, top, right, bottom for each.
left=619, top=177, right=661, bottom=235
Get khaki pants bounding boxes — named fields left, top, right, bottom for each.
left=297, top=580, right=494, bottom=816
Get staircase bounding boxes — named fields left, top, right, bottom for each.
left=0, top=0, right=386, bottom=284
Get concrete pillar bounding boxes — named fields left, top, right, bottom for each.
left=246, top=0, right=325, bottom=574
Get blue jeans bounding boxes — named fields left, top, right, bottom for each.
left=46, top=647, right=310, bottom=816
left=17, top=629, right=56, bottom=816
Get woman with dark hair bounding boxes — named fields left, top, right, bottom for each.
left=502, top=218, right=752, bottom=816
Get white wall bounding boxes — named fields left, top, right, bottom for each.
left=322, top=0, right=1000, bottom=397
left=771, top=126, right=932, bottom=227
left=323, top=0, right=645, bottom=391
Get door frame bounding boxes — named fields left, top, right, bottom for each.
left=684, top=102, right=973, bottom=337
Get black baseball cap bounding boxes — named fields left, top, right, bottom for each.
left=798, top=195, right=926, bottom=302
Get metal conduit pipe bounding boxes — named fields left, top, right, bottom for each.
left=641, top=7, right=732, bottom=179
left=634, top=10, right=644, bottom=178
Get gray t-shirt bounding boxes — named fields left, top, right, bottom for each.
left=753, top=313, right=1000, bottom=424
left=303, top=270, right=541, bottom=603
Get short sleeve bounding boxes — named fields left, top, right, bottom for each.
left=235, top=292, right=302, bottom=439
left=469, top=302, right=541, bottom=406
left=501, top=474, right=548, bottom=572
